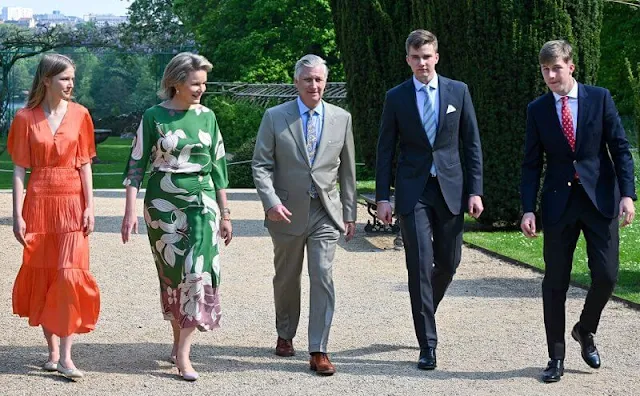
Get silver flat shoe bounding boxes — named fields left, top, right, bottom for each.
left=43, top=361, right=58, bottom=371
left=57, top=363, right=84, bottom=379
left=178, top=368, right=199, bottom=381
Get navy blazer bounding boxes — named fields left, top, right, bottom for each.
left=376, top=76, right=483, bottom=216
left=520, top=83, right=637, bottom=225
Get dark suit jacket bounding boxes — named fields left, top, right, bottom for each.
left=521, top=83, right=637, bottom=225
left=376, top=76, right=483, bottom=216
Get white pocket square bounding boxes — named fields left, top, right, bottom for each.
left=446, top=104, right=457, bottom=114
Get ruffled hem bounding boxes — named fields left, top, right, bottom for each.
left=13, top=265, right=100, bottom=337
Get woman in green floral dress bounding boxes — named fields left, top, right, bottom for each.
left=121, top=53, right=232, bottom=381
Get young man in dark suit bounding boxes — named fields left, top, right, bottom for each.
left=376, top=29, right=484, bottom=370
left=520, top=40, right=636, bottom=383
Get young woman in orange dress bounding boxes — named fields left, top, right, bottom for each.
left=8, top=53, right=100, bottom=379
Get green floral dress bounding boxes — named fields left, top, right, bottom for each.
left=123, top=105, right=228, bottom=331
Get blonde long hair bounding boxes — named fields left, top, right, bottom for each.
left=26, top=53, right=75, bottom=109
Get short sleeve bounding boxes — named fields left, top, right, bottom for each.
left=7, top=109, right=31, bottom=168
left=210, top=112, right=229, bottom=190
left=76, top=108, right=96, bottom=167
left=122, top=110, right=153, bottom=189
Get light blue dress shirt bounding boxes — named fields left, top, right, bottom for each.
left=297, top=97, right=324, bottom=150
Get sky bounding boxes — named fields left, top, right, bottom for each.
left=1, top=0, right=131, bottom=17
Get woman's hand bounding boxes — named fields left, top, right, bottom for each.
left=83, top=207, right=95, bottom=236
left=13, top=215, right=26, bottom=246
left=121, top=211, right=138, bottom=244
left=220, top=218, right=233, bottom=246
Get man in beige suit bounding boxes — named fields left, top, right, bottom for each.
left=252, top=54, right=356, bottom=376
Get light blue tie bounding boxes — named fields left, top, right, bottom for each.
left=306, top=110, right=318, bottom=198
left=421, top=86, right=437, bottom=176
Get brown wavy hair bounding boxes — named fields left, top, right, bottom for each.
left=26, top=53, right=75, bottom=109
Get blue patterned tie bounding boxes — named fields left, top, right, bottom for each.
left=421, top=86, right=437, bottom=176
left=306, top=109, right=318, bottom=198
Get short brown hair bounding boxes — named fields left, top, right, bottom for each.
left=159, top=52, right=213, bottom=100
left=405, top=29, right=438, bottom=54
left=539, top=40, right=573, bottom=65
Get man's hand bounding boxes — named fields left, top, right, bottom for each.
left=520, top=212, right=538, bottom=238
left=344, top=221, right=355, bottom=242
left=468, top=195, right=484, bottom=219
left=376, top=201, right=393, bottom=225
left=619, top=197, right=635, bottom=227
left=267, top=204, right=292, bottom=223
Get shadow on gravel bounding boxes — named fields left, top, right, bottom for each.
left=390, top=277, right=585, bottom=299
left=0, top=343, right=593, bottom=380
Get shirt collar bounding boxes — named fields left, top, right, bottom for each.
left=297, top=97, right=324, bottom=116
left=552, top=78, right=578, bottom=102
left=413, top=74, right=439, bottom=92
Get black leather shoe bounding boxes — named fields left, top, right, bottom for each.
left=541, top=359, right=564, bottom=383
left=417, top=347, right=436, bottom=370
left=571, top=322, right=601, bottom=368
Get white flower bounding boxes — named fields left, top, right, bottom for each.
left=214, top=133, right=226, bottom=161
left=160, top=173, right=188, bottom=194
left=198, top=129, right=212, bottom=147
left=194, top=106, right=211, bottom=116
left=167, top=286, right=177, bottom=304
left=130, top=118, right=145, bottom=160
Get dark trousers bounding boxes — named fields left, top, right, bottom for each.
left=399, top=177, right=463, bottom=349
left=542, top=183, right=619, bottom=359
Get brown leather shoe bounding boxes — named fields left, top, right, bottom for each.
left=309, top=352, right=336, bottom=376
left=275, top=337, right=295, bottom=357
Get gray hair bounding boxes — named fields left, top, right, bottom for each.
left=539, top=40, right=573, bottom=65
left=158, top=52, right=213, bottom=100
left=294, top=54, right=329, bottom=80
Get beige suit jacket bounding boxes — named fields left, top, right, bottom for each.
left=252, top=99, right=357, bottom=236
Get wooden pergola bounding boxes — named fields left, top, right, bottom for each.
left=205, top=82, right=347, bottom=107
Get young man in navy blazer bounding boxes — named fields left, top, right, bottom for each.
left=520, top=40, right=636, bottom=383
left=376, top=29, right=484, bottom=370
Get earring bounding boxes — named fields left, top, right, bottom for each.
left=176, top=89, right=180, bottom=94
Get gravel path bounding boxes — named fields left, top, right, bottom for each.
left=0, top=189, right=638, bottom=396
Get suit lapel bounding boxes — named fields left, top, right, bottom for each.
left=311, top=101, right=335, bottom=169
left=284, top=100, right=311, bottom=167
left=434, top=76, right=450, bottom=148
left=575, top=83, right=589, bottom=154
left=403, top=79, right=430, bottom=146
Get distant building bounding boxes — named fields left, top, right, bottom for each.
left=4, top=17, right=36, bottom=28
left=34, top=10, right=81, bottom=27
left=83, top=14, right=128, bottom=27
left=2, top=6, right=34, bottom=21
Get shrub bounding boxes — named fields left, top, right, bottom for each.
left=227, top=136, right=257, bottom=188
left=205, top=96, right=265, bottom=154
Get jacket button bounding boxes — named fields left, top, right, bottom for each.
left=573, top=160, right=577, bottom=164
left=568, top=182, right=572, bottom=187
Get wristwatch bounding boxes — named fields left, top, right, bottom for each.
left=222, top=207, right=231, bottom=220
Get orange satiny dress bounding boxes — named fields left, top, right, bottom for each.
left=8, top=102, right=100, bottom=337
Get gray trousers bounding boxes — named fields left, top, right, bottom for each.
left=268, top=198, right=340, bottom=353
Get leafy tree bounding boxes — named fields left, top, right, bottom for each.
left=174, top=0, right=344, bottom=82
left=626, top=58, right=640, bottom=146
left=0, top=23, right=118, bottom=132
left=599, top=2, right=640, bottom=116
left=121, top=0, right=194, bottom=51
left=87, top=53, right=156, bottom=119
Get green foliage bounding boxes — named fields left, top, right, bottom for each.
left=121, top=0, right=194, bottom=51
left=227, top=136, right=258, bottom=188
left=333, top=0, right=603, bottom=226
left=174, top=0, right=344, bottom=83
left=626, top=58, right=640, bottom=147
left=599, top=2, right=640, bottom=117
left=204, top=96, right=265, bottom=153
left=86, top=53, right=156, bottom=119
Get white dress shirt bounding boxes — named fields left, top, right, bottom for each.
left=552, top=78, right=578, bottom=135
